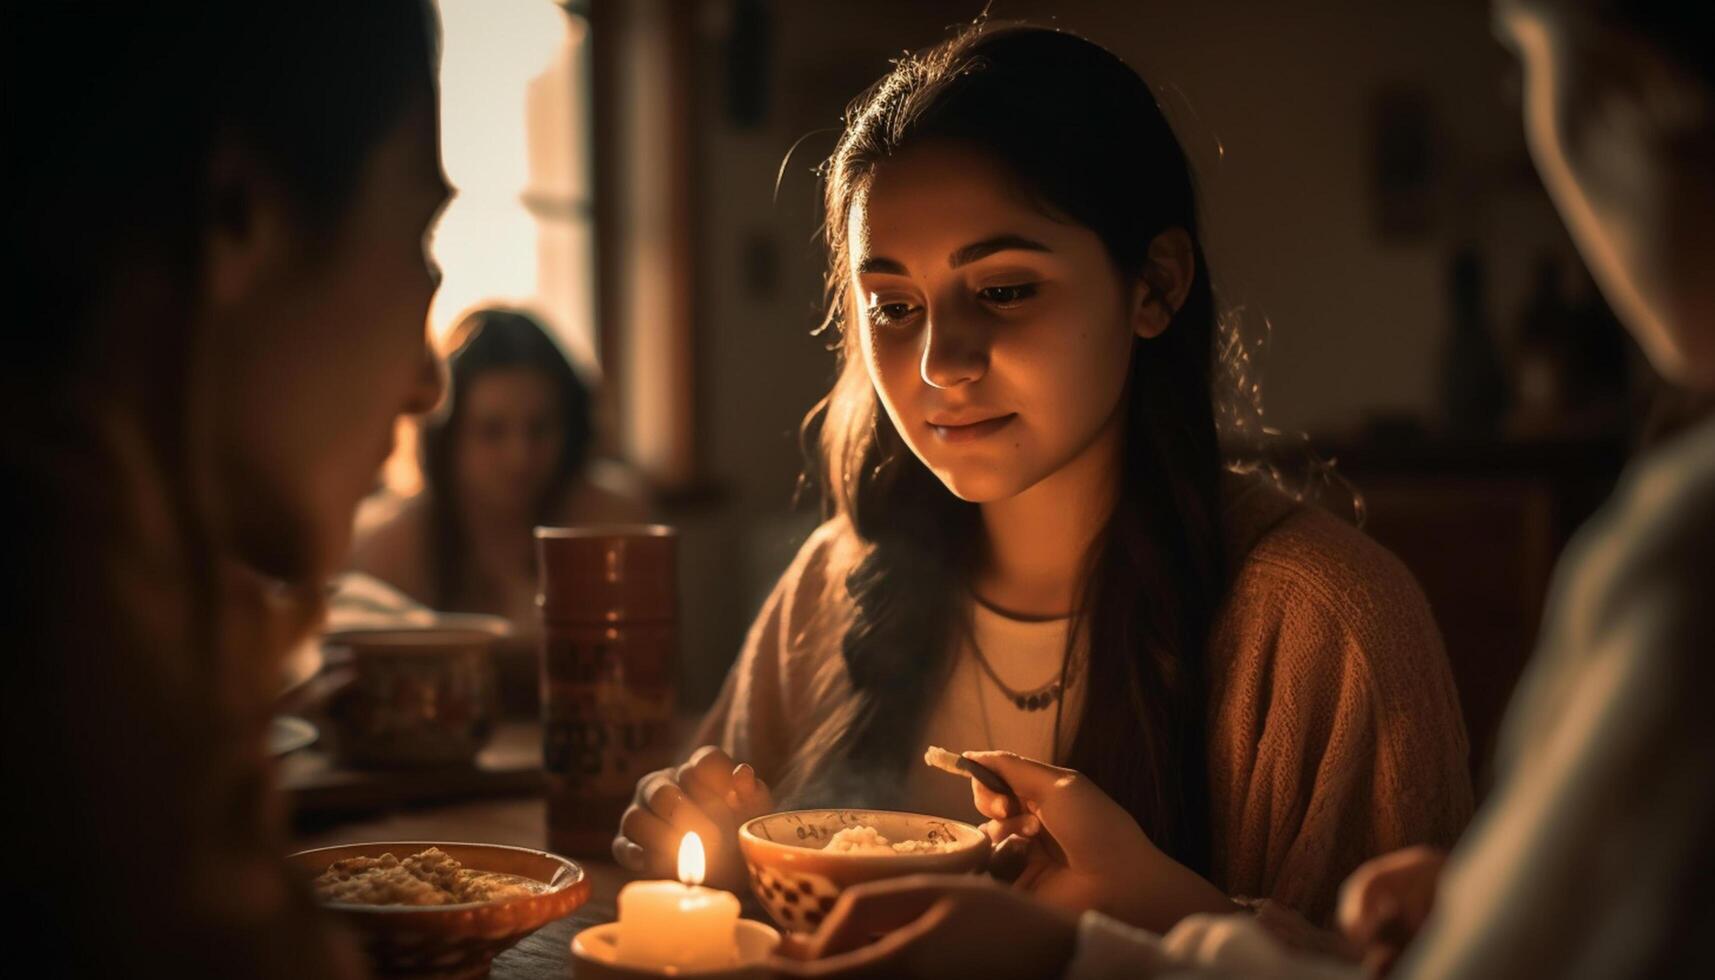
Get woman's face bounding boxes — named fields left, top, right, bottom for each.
left=1498, top=2, right=1715, bottom=388
left=452, top=368, right=565, bottom=520
left=206, top=98, right=448, bottom=580
left=848, top=142, right=1144, bottom=503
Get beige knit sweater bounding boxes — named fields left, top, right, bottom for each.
left=697, top=476, right=1474, bottom=923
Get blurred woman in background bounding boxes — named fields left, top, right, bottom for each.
left=4, top=3, right=444, bottom=975
left=350, top=307, right=650, bottom=632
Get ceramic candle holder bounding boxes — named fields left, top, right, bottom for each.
left=570, top=920, right=781, bottom=979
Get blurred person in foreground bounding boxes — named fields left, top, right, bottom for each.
left=779, top=0, right=1715, bottom=976
left=2, top=3, right=446, bottom=975
left=350, top=307, right=650, bottom=633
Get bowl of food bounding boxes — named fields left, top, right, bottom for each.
left=290, top=841, right=589, bottom=979
left=736, top=809, right=989, bottom=934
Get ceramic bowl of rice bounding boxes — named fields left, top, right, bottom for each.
left=289, top=841, right=589, bottom=978
left=737, top=809, right=989, bottom=934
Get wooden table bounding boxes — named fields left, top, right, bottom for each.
left=293, top=796, right=626, bottom=978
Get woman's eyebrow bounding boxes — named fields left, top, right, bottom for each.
left=949, top=234, right=1051, bottom=268
left=855, top=234, right=1052, bottom=276
left=856, top=254, right=908, bottom=275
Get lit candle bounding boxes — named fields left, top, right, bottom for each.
left=615, top=832, right=741, bottom=971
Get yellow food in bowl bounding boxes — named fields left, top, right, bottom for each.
left=314, top=846, right=548, bottom=906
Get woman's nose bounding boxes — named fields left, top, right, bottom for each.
left=919, top=309, right=989, bottom=389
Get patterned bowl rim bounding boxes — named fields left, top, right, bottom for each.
left=289, top=840, right=586, bottom=914
left=738, top=808, right=988, bottom=863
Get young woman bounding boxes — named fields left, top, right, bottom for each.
left=4, top=4, right=446, bottom=975
left=613, top=24, right=1472, bottom=929
left=797, top=2, right=1715, bottom=976
left=350, top=307, right=649, bottom=630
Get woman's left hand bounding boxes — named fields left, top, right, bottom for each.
left=965, top=751, right=1237, bottom=932
left=773, top=874, right=1077, bottom=979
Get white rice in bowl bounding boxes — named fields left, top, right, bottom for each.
left=823, top=825, right=957, bottom=855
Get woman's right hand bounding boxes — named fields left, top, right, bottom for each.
left=612, top=745, right=774, bottom=892
left=964, top=751, right=1235, bottom=932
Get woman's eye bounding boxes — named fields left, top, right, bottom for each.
left=867, top=301, right=920, bottom=327
left=978, top=283, right=1039, bottom=307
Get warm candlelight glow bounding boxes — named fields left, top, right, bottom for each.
left=678, top=832, right=706, bottom=887
left=616, top=831, right=740, bottom=969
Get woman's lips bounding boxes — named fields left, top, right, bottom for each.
left=927, top=413, right=1017, bottom=443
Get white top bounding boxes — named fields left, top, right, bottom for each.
left=1066, top=912, right=1356, bottom=979
left=906, top=598, right=1087, bottom=823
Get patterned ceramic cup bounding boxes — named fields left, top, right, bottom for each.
left=323, top=619, right=507, bottom=769
left=737, top=809, right=989, bottom=934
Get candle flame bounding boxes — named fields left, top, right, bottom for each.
left=678, top=831, right=705, bottom=887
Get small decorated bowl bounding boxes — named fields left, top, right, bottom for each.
left=289, top=841, right=589, bottom=979
left=737, top=809, right=989, bottom=934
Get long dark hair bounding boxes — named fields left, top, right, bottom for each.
left=418, top=308, right=594, bottom=609
left=805, top=25, right=1226, bottom=872
left=5, top=4, right=435, bottom=975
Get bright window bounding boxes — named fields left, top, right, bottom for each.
left=430, top=0, right=596, bottom=372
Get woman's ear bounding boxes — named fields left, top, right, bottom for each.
left=203, top=142, right=293, bottom=315
left=1131, top=227, right=1196, bottom=339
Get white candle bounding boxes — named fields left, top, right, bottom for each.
left=616, top=832, right=741, bottom=971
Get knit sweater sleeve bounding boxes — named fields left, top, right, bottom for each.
left=692, top=520, right=850, bottom=786
left=1206, top=509, right=1473, bottom=925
